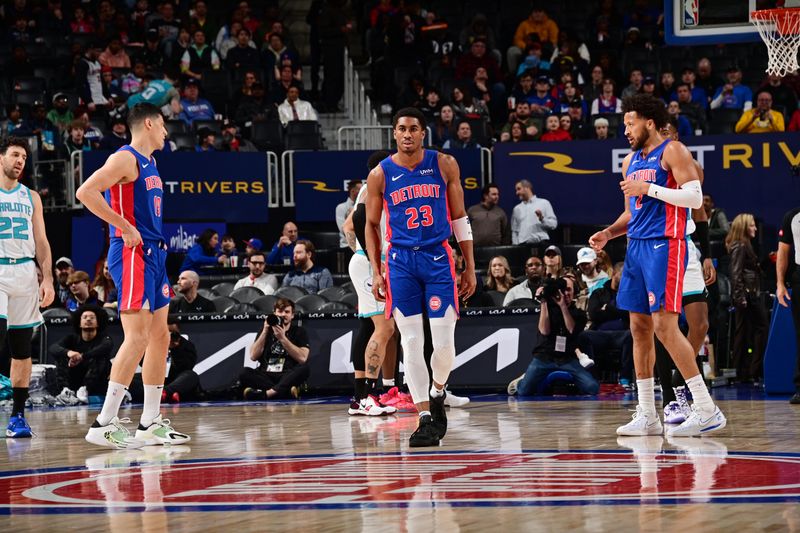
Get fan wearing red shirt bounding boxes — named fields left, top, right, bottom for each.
left=540, top=115, right=572, bottom=141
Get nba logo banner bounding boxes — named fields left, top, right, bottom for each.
left=684, top=0, right=699, bottom=27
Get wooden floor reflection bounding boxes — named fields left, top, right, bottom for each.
left=2, top=395, right=800, bottom=532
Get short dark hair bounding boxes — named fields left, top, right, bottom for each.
left=621, top=94, right=668, bottom=130
left=392, top=107, right=427, bottom=130
left=248, top=251, right=265, bottom=262
left=481, top=184, right=499, bottom=197
left=71, top=304, right=107, bottom=336
left=0, top=136, right=29, bottom=158
left=128, top=102, right=162, bottom=129
left=346, top=179, right=361, bottom=192
left=367, top=150, right=390, bottom=170
left=274, top=297, right=295, bottom=312
left=295, top=239, right=314, bottom=257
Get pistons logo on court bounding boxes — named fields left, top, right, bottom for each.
left=429, top=295, right=442, bottom=311
left=648, top=291, right=656, bottom=306
left=162, top=283, right=171, bottom=298
left=2, top=451, right=800, bottom=512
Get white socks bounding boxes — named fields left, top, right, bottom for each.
left=686, top=374, right=715, bottom=415
left=637, top=378, right=657, bottom=417
left=430, top=385, right=444, bottom=398
left=97, top=381, right=128, bottom=426
left=382, top=378, right=395, bottom=388
left=140, top=384, right=164, bottom=427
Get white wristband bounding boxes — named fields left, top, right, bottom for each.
left=647, top=180, right=703, bottom=209
left=453, top=216, right=473, bottom=242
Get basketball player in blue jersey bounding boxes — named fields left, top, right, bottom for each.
left=77, top=103, right=190, bottom=449
left=590, top=94, right=726, bottom=437
left=0, top=138, right=55, bottom=438
left=365, top=107, right=476, bottom=447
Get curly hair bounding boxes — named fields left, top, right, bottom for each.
left=622, top=93, right=668, bottom=130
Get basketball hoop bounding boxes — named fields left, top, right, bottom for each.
left=751, top=8, right=800, bottom=77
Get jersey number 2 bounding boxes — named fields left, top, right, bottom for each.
left=405, top=206, right=433, bottom=229
left=0, top=217, right=29, bottom=240
left=635, top=195, right=643, bottom=210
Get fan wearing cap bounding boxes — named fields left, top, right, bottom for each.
left=76, top=41, right=110, bottom=111
left=543, top=245, right=564, bottom=278
left=219, top=119, right=257, bottom=152
left=576, top=247, right=610, bottom=295
left=529, top=76, right=557, bottom=115
left=47, top=94, right=75, bottom=134
left=65, top=270, right=101, bottom=312
left=178, top=78, right=216, bottom=126
left=52, top=257, right=75, bottom=307
left=99, top=117, right=131, bottom=151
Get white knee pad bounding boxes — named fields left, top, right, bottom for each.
left=394, top=310, right=428, bottom=404
left=429, top=307, right=457, bottom=387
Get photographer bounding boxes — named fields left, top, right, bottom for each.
left=240, top=298, right=310, bottom=400
left=163, top=317, right=200, bottom=403
left=508, top=276, right=599, bottom=396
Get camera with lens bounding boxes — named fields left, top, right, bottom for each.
left=266, top=314, right=284, bottom=327
left=536, top=277, right=567, bottom=303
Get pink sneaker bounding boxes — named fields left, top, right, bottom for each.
left=379, top=387, right=399, bottom=406
left=394, top=399, right=418, bottom=413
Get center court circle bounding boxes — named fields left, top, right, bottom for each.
left=2, top=450, right=800, bottom=513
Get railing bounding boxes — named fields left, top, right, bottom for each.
left=266, top=150, right=279, bottom=208
left=336, top=126, right=434, bottom=150
left=343, top=48, right=378, bottom=126
left=280, top=149, right=296, bottom=207
left=33, top=158, right=73, bottom=210
left=480, top=147, right=493, bottom=189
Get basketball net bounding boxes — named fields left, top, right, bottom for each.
left=751, top=8, right=800, bottom=77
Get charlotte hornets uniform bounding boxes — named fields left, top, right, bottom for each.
left=106, top=145, right=170, bottom=312
left=683, top=218, right=706, bottom=298
left=0, top=183, right=42, bottom=328
left=617, top=139, right=688, bottom=314
left=349, top=182, right=388, bottom=318
left=381, top=150, right=457, bottom=319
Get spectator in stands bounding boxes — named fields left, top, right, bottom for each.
left=53, top=257, right=75, bottom=308
left=220, top=234, right=239, bottom=260
left=504, top=120, right=532, bottom=143
left=576, top=262, right=633, bottom=386
left=220, top=118, right=257, bottom=152
left=277, top=86, right=318, bottom=126
left=162, top=318, right=200, bottom=403
left=556, top=80, right=586, bottom=114
left=336, top=179, right=361, bottom=247
left=70, top=6, right=94, bottom=34
left=47, top=94, right=74, bottom=135
left=195, top=127, right=216, bottom=152
left=468, top=184, right=511, bottom=246
left=190, top=0, right=218, bottom=41
left=136, top=28, right=164, bottom=71
left=711, top=66, right=753, bottom=111
left=703, top=194, right=731, bottom=240
left=455, top=38, right=503, bottom=89
left=511, top=72, right=537, bottom=105
left=170, top=270, right=215, bottom=313
left=540, top=115, right=572, bottom=141
left=50, top=305, right=113, bottom=406
left=217, top=20, right=246, bottom=60
left=232, top=69, right=259, bottom=109
left=667, top=100, right=693, bottom=138
left=760, top=74, right=798, bottom=118
left=243, top=237, right=263, bottom=258
left=696, top=58, right=721, bottom=104
left=544, top=245, right=564, bottom=278
left=621, top=68, right=643, bottom=99
left=98, top=116, right=130, bottom=151
left=181, top=228, right=228, bottom=273
left=61, top=120, right=91, bottom=160
left=640, top=76, right=659, bottom=100
left=226, top=27, right=260, bottom=77
left=451, top=84, right=490, bottom=123
left=501, top=102, right=537, bottom=142
left=263, top=32, right=296, bottom=80
left=676, top=83, right=707, bottom=133
left=91, top=259, right=117, bottom=309
left=281, top=240, right=333, bottom=294
left=593, top=116, right=610, bottom=140
left=181, top=28, right=221, bottom=80
left=789, top=108, right=800, bottom=132
left=178, top=78, right=216, bottom=126
left=509, top=276, right=598, bottom=396
left=234, top=251, right=279, bottom=295
left=726, top=213, right=767, bottom=382
left=583, top=65, right=605, bottom=104
left=431, top=105, right=456, bottom=147
left=164, top=26, right=192, bottom=69
left=442, top=120, right=481, bottom=149
left=9, top=15, right=33, bottom=45
left=590, top=78, right=621, bottom=115
left=507, top=5, right=560, bottom=73
left=267, top=221, right=300, bottom=265
left=503, top=256, right=545, bottom=306
left=73, top=108, right=103, bottom=149
left=460, top=13, right=501, bottom=65
left=485, top=256, right=515, bottom=294
left=2, top=104, right=24, bottom=138
left=19, top=101, right=58, bottom=155
left=319, top=0, right=352, bottom=113
left=98, top=35, right=130, bottom=68
left=735, top=91, right=785, bottom=133
left=673, top=67, right=708, bottom=108
left=76, top=41, right=110, bottom=112
left=149, top=1, right=181, bottom=41
left=575, top=247, right=610, bottom=294
left=566, top=102, right=591, bottom=140
left=241, top=297, right=310, bottom=400
left=418, top=87, right=443, bottom=124
left=529, top=75, right=557, bottom=115
left=65, top=270, right=101, bottom=312
left=658, top=70, right=676, bottom=100
left=511, top=179, right=557, bottom=245
left=234, top=82, right=272, bottom=124
left=270, top=65, right=303, bottom=106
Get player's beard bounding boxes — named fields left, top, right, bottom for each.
left=630, top=129, right=648, bottom=151
left=2, top=161, right=22, bottom=181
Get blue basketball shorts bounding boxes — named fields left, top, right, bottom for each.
left=385, top=241, right=458, bottom=319
left=108, top=238, right=171, bottom=312
left=617, top=237, right=688, bottom=314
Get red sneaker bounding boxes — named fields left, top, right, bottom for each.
left=379, top=387, right=399, bottom=406
left=161, top=390, right=167, bottom=403
left=170, top=392, right=180, bottom=404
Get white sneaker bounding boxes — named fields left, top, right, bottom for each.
left=444, top=391, right=470, bottom=407
left=663, top=401, right=687, bottom=424
left=76, top=386, right=89, bottom=404
left=617, top=406, right=664, bottom=436
left=134, top=415, right=191, bottom=446
left=85, top=417, right=145, bottom=449
left=348, top=395, right=393, bottom=416
left=667, top=405, right=726, bottom=437
left=507, top=374, right=525, bottom=396
left=56, top=387, right=80, bottom=406
left=576, top=351, right=595, bottom=368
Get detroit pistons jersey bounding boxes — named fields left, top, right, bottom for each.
left=381, top=150, right=451, bottom=248
left=625, top=139, right=687, bottom=240
left=0, top=182, right=35, bottom=259
left=105, top=145, right=164, bottom=242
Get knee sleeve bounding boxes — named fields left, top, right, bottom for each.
left=351, top=318, right=374, bottom=373
left=429, top=311, right=457, bottom=386
left=395, top=312, right=428, bottom=404
left=8, top=327, right=33, bottom=360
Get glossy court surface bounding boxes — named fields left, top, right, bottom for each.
left=2, top=387, right=800, bottom=532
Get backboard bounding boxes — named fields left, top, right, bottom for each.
left=664, top=0, right=786, bottom=44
